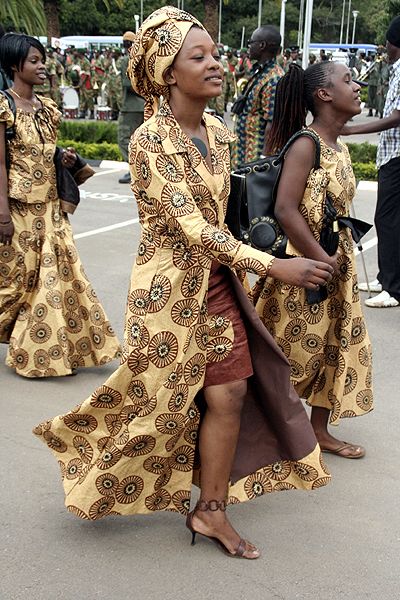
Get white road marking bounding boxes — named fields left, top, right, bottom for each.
left=74, top=218, right=139, bottom=239
left=81, top=190, right=133, bottom=203
left=354, top=236, right=377, bottom=255
left=92, top=168, right=127, bottom=177
left=357, top=181, right=378, bottom=192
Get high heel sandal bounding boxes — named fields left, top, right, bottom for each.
left=185, top=499, right=260, bottom=559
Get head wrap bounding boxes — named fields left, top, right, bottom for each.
left=127, top=6, right=204, bottom=120
left=386, top=16, right=400, bottom=48
left=122, top=31, right=136, bottom=43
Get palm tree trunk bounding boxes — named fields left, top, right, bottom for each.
left=44, top=0, right=61, bottom=42
left=203, top=0, right=219, bottom=42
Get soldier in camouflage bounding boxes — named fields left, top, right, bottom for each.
left=118, top=32, right=144, bottom=184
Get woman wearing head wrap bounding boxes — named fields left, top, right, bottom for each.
left=34, top=7, right=333, bottom=559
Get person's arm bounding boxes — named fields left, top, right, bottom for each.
left=0, top=122, right=14, bottom=244
left=342, top=109, right=400, bottom=135
left=130, top=130, right=333, bottom=289
left=274, top=136, right=339, bottom=274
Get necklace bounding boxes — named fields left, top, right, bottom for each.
left=191, top=137, right=208, bottom=158
left=10, top=88, right=40, bottom=112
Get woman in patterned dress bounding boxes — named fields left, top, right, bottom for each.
left=33, top=8, right=334, bottom=559
left=0, top=34, right=120, bottom=377
left=257, top=62, right=373, bottom=459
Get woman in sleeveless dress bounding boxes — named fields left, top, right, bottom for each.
left=256, top=62, right=373, bottom=459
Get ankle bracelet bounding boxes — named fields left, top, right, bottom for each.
left=196, top=499, right=227, bottom=512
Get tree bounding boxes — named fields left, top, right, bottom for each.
left=0, top=0, right=46, bottom=35
left=203, top=0, right=219, bottom=42
left=46, top=0, right=125, bottom=40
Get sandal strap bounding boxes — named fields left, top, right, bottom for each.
left=234, top=538, right=247, bottom=557
left=196, top=499, right=227, bottom=512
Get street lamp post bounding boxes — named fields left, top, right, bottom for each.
left=302, top=0, right=314, bottom=70
left=352, top=10, right=359, bottom=44
left=280, top=0, right=287, bottom=51
left=258, top=0, right=263, bottom=28
left=218, top=0, right=222, bottom=43
left=297, top=0, right=305, bottom=48
left=339, top=0, right=346, bottom=44
left=345, top=0, right=352, bottom=44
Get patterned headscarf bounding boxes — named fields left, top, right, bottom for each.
left=127, top=6, right=205, bottom=120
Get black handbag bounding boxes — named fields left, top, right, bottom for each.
left=226, top=129, right=321, bottom=257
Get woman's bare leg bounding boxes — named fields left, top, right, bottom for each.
left=191, top=379, right=260, bottom=558
left=311, top=406, right=365, bottom=458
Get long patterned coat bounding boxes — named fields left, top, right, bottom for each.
left=34, top=103, right=330, bottom=520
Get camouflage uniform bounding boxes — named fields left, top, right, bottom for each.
left=207, top=94, right=224, bottom=117
left=377, top=58, right=390, bottom=118
left=117, top=55, right=144, bottom=162
left=222, top=56, right=236, bottom=108
left=107, top=53, right=123, bottom=118
left=65, top=53, right=81, bottom=92
left=367, top=58, right=380, bottom=116
left=78, top=55, right=95, bottom=118
left=46, top=53, right=63, bottom=107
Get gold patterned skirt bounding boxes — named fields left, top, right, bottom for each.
left=0, top=197, right=121, bottom=377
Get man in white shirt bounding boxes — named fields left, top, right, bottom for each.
left=342, top=16, right=400, bottom=308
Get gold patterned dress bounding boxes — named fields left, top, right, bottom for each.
left=0, top=95, right=120, bottom=377
left=33, top=104, right=331, bottom=521
left=255, top=131, right=373, bottom=424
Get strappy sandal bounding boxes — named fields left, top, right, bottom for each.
left=185, top=499, right=260, bottom=559
left=321, top=442, right=366, bottom=459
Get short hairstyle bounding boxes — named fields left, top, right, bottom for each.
left=0, top=33, right=46, bottom=80
left=257, top=25, right=281, bottom=50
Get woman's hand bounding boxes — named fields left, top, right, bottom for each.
left=0, top=219, right=14, bottom=245
left=325, top=251, right=340, bottom=275
left=269, top=257, right=334, bottom=289
left=62, top=147, right=77, bottom=168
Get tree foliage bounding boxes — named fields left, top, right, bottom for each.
left=0, top=0, right=46, bottom=35
left=6, top=0, right=391, bottom=49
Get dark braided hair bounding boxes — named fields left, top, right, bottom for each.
left=266, top=61, right=336, bottom=154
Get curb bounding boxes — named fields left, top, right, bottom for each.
left=87, top=159, right=129, bottom=169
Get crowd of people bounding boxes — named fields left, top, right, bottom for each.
left=1, top=6, right=399, bottom=560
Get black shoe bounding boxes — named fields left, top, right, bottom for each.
left=118, top=172, right=131, bottom=184
left=368, top=109, right=373, bottom=117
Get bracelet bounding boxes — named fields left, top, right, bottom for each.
left=266, top=256, right=276, bottom=278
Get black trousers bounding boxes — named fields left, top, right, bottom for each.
left=376, top=156, right=400, bottom=301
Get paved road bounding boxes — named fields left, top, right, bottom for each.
left=1, top=125, right=399, bottom=600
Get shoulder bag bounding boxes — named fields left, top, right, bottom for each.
left=225, top=129, right=321, bottom=258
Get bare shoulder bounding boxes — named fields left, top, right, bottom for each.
left=284, top=135, right=316, bottom=169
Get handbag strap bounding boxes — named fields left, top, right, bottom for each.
left=238, top=63, right=265, bottom=100
left=0, top=89, right=16, bottom=140
left=278, top=128, right=321, bottom=170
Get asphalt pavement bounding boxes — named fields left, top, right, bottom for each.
left=1, top=109, right=399, bottom=600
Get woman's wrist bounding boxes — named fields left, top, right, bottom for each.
left=266, top=257, right=277, bottom=278
left=0, top=212, right=11, bottom=223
